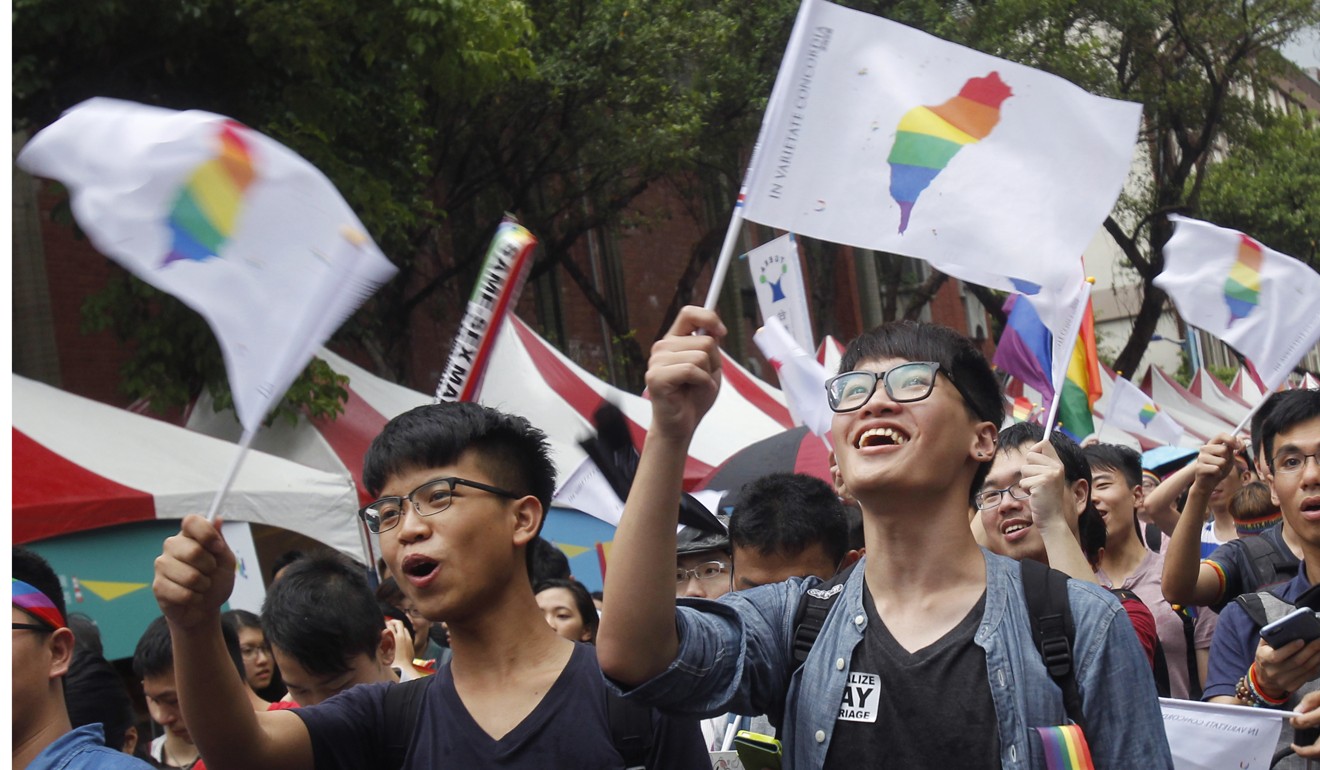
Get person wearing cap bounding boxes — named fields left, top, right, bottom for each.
left=676, top=512, right=733, bottom=600
left=13, top=546, right=155, bottom=770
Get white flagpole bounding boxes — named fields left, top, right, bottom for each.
left=205, top=427, right=258, bottom=522
left=702, top=0, right=815, bottom=310
left=703, top=206, right=749, bottom=310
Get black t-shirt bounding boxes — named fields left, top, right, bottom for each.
left=295, top=643, right=706, bottom=769
left=824, top=586, right=999, bottom=769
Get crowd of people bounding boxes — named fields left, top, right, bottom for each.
left=12, top=305, right=1320, bottom=769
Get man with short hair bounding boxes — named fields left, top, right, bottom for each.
left=1205, top=391, right=1320, bottom=764
left=134, top=615, right=249, bottom=768
left=977, top=422, right=1098, bottom=582
left=261, top=552, right=400, bottom=706
left=153, top=401, right=705, bottom=769
left=1085, top=443, right=1216, bottom=700
left=597, top=306, right=1169, bottom=769
left=13, top=546, right=153, bottom=769
left=728, top=472, right=856, bottom=590
left=979, top=422, right=1158, bottom=668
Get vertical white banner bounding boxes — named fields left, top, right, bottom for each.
left=744, top=233, right=815, bottom=353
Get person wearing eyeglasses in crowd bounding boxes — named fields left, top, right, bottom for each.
left=152, top=401, right=706, bottom=769
left=1203, top=390, right=1320, bottom=765
left=223, top=610, right=284, bottom=703
left=14, top=547, right=156, bottom=770
left=597, top=306, right=1169, bottom=769
left=675, top=512, right=734, bottom=600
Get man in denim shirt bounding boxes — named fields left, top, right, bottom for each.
left=598, top=306, right=1171, bottom=769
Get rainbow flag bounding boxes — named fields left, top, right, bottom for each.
left=1036, top=725, right=1096, bottom=770
left=1055, top=298, right=1101, bottom=441
left=993, top=287, right=1097, bottom=439
left=1224, top=235, right=1263, bottom=326
left=1011, top=396, right=1037, bottom=424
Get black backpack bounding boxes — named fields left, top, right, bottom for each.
left=793, top=558, right=1086, bottom=729
left=380, top=674, right=657, bottom=769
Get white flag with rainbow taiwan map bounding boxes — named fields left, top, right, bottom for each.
left=737, top=0, right=1141, bottom=296
left=1156, top=216, right=1320, bottom=393
left=17, top=98, right=398, bottom=432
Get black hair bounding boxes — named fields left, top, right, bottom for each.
left=271, top=550, right=306, bottom=582
left=374, top=576, right=406, bottom=607
left=362, top=402, right=556, bottom=517
left=262, top=552, right=383, bottom=677
left=65, top=615, right=135, bottom=752
left=1083, top=443, right=1143, bottom=488
left=838, top=320, right=1003, bottom=499
left=529, top=536, right=572, bottom=584
left=378, top=601, right=415, bottom=642
left=996, top=422, right=1094, bottom=490
left=1077, top=507, right=1107, bottom=569
left=1251, top=390, right=1292, bottom=465
left=1261, top=390, right=1320, bottom=471
left=13, top=546, right=66, bottom=627
left=729, top=473, right=850, bottom=566
left=132, top=616, right=173, bottom=680
left=843, top=503, right=865, bottom=552
left=134, top=614, right=244, bottom=681
left=534, top=578, right=599, bottom=643
left=224, top=608, right=263, bottom=634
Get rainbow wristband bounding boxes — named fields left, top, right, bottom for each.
left=1248, top=663, right=1289, bottom=707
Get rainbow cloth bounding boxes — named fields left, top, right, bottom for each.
left=1036, top=725, right=1096, bottom=770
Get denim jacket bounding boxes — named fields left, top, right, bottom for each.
left=619, top=550, right=1172, bottom=769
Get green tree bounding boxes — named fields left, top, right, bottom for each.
left=1198, top=111, right=1320, bottom=267
left=14, top=0, right=535, bottom=418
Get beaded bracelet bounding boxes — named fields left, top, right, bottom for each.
left=1246, top=663, right=1290, bottom=707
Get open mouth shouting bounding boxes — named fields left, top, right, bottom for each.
left=856, top=426, right=909, bottom=449
left=401, top=554, right=440, bottom=587
left=1301, top=496, right=1320, bottom=521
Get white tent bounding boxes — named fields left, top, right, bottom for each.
left=13, top=375, right=361, bottom=559
left=478, top=315, right=794, bottom=490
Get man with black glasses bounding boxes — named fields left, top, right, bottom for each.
left=597, top=306, right=1170, bottom=769
left=14, top=547, right=154, bottom=769
left=153, top=401, right=704, bottom=769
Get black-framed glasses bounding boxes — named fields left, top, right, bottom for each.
left=974, top=483, right=1032, bottom=511
left=359, top=477, right=522, bottom=534
left=675, top=561, right=729, bottom=584
left=12, top=622, right=52, bottom=633
left=1273, top=451, right=1320, bottom=475
left=826, top=361, right=948, bottom=413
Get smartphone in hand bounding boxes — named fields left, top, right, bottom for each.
left=733, top=730, right=782, bottom=770
left=1261, top=608, right=1320, bottom=648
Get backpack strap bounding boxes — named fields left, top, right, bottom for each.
left=606, top=689, right=654, bottom=770
left=1233, top=590, right=1299, bottom=628
left=1020, top=559, right=1085, bottom=731
left=1239, top=531, right=1293, bottom=591
left=792, top=561, right=860, bottom=666
left=1178, top=605, right=1203, bottom=700
left=382, top=676, right=432, bottom=769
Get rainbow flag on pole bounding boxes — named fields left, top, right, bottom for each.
left=993, top=284, right=1098, bottom=439
left=1056, top=297, right=1101, bottom=440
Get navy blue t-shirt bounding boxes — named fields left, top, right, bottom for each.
left=295, top=643, right=706, bottom=768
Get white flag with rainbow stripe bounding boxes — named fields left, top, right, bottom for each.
left=1157, top=216, right=1320, bottom=393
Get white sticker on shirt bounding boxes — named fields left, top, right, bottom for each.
left=837, top=672, right=881, bottom=723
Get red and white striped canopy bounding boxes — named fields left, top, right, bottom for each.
left=14, top=375, right=360, bottom=555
